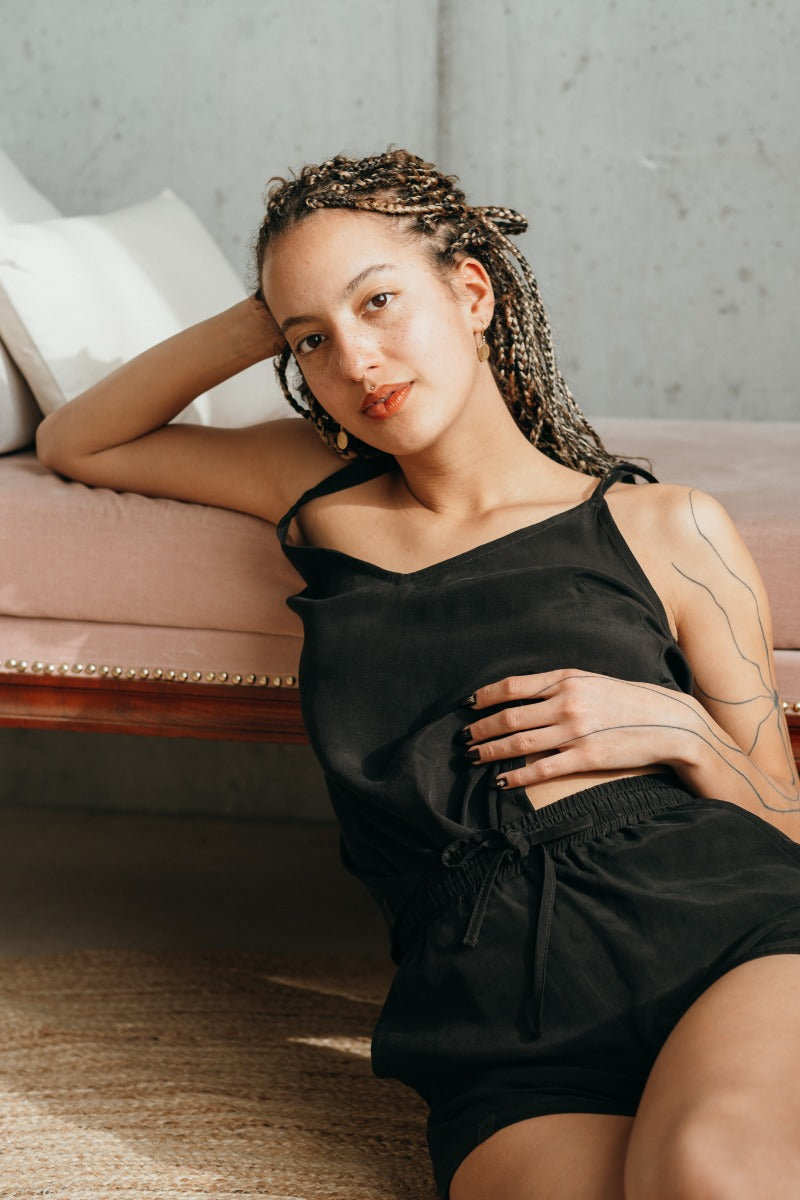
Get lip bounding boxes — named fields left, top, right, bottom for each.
left=360, top=381, right=413, bottom=419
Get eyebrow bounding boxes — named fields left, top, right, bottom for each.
left=279, top=263, right=396, bottom=335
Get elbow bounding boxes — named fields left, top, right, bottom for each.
left=35, top=411, right=74, bottom=476
left=35, top=413, right=59, bottom=471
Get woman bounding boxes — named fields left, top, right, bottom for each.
left=37, top=149, right=800, bottom=1199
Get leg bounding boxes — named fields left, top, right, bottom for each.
left=625, top=955, right=800, bottom=1200
left=449, top=1112, right=632, bottom=1200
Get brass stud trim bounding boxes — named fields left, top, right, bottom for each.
left=11, top=654, right=800, bottom=707
left=0, top=656, right=300, bottom=688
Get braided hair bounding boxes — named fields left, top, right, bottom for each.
left=254, top=148, right=616, bottom=475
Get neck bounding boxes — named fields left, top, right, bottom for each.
left=392, top=382, right=570, bottom=517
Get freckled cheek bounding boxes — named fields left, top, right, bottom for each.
left=293, top=359, right=349, bottom=422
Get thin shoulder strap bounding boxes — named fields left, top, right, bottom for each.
left=277, top=456, right=393, bottom=543
left=593, top=460, right=658, bottom=503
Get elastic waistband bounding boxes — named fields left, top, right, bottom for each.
left=392, top=772, right=692, bottom=961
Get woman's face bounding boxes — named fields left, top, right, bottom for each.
left=260, top=209, right=494, bottom=457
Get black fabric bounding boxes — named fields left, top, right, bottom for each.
left=278, top=460, right=693, bottom=925
left=277, top=463, right=800, bottom=1199
left=401, top=774, right=800, bottom=1197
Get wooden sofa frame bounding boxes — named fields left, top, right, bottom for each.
left=0, top=670, right=307, bottom=742
left=1, top=668, right=797, bottom=772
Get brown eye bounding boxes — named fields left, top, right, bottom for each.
left=365, top=292, right=394, bottom=312
left=296, top=332, right=326, bottom=355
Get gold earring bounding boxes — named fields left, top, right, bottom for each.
left=336, top=427, right=349, bottom=452
left=477, top=330, right=491, bottom=362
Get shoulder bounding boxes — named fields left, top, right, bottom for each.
left=249, top=416, right=346, bottom=520
left=606, top=477, right=743, bottom=560
left=604, top=478, right=763, bottom=639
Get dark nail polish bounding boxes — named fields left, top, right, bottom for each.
left=465, top=748, right=481, bottom=764
left=457, top=726, right=473, bottom=744
left=495, top=776, right=508, bottom=789
left=462, top=693, right=476, bottom=708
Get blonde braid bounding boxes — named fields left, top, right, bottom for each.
left=253, top=149, right=617, bottom=474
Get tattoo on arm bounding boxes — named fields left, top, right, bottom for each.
left=517, top=673, right=799, bottom=812
left=666, top=490, right=799, bottom=810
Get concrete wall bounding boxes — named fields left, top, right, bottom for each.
left=437, top=1, right=800, bottom=421
left=2, top=0, right=797, bottom=421
left=0, top=727, right=327, bottom=820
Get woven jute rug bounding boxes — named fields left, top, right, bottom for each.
left=0, top=950, right=437, bottom=1199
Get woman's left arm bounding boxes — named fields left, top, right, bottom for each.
left=463, top=487, right=800, bottom=839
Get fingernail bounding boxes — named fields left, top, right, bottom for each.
left=465, top=748, right=481, bottom=764
left=462, top=694, right=476, bottom=708
left=457, top=726, right=473, bottom=744
left=495, top=776, right=508, bottom=789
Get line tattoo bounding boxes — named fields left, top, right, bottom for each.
left=668, top=492, right=799, bottom=809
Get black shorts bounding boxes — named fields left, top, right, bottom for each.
left=370, top=774, right=800, bottom=1198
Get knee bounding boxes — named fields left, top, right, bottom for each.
left=625, top=1101, right=800, bottom=1200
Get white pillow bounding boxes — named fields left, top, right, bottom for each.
left=0, top=189, right=287, bottom=428
left=0, top=345, right=41, bottom=452
left=0, top=145, right=61, bottom=453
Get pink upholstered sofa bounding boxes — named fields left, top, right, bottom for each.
left=0, top=416, right=798, bottom=768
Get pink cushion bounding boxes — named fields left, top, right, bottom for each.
left=774, top=651, right=800, bottom=706
left=0, top=453, right=302, bottom=638
left=1, top=418, right=797, bottom=703
left=0, top=615, right=300, bottom=685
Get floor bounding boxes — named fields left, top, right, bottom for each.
left=0, top=806, right=388, bottom=960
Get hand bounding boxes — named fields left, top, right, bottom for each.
left=244, top=293, right=286, bottom=360
left=461, top=669, right=700, bottom=789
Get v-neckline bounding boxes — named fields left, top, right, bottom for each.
left=278, top=461, right=608, bottom=584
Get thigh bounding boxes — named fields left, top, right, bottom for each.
left=626, top=955, right=800, bottom=1200
left=449, top=1112, right=632, bottom=1200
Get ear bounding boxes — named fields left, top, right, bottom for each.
left=452, top=256, right=495, bottom=331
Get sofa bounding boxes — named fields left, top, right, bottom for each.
left=0, top=417, right=796, bottom=769
left=0, top=148, right=797, bottom=765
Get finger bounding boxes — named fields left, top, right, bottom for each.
left=466, top=669, right=587, bottom=711
left=495, top=748, right=585, bottom=791
left=464, top=725, right=566, bottom=766
left=461, top=697, right=561, bottom=746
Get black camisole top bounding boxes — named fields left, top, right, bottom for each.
left=277, top=459, right=693, bottom=930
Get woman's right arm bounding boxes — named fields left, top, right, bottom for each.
left=35, top=297, right=339, bottom=524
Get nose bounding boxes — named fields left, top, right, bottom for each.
left=334, top=324, right=381, bottom=383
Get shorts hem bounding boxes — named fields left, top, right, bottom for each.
left=429, top=1096, right=638, bottom=1199
left=686, top=944, right=800, bottom=1017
